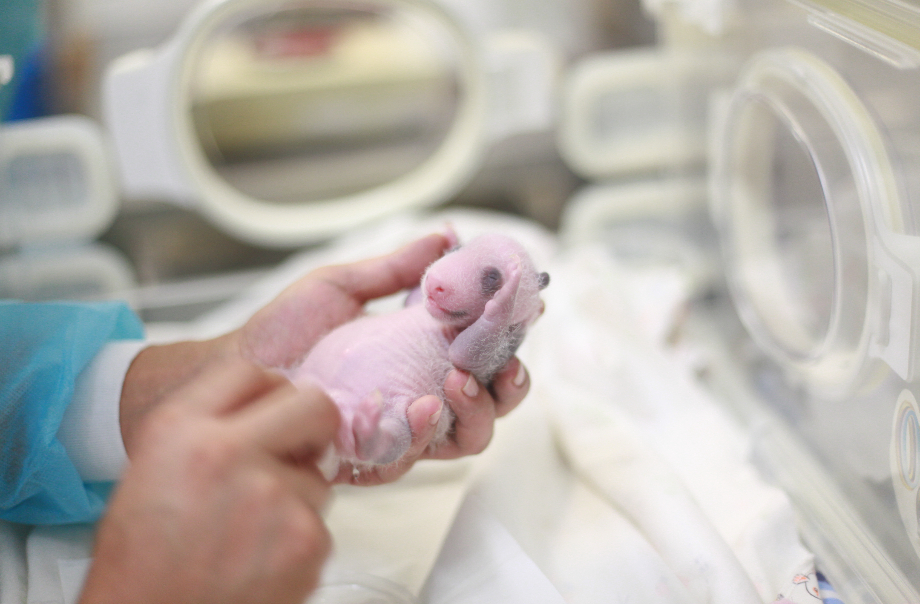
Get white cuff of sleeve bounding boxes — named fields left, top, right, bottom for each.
left=58, top=340, right=147, bottom=482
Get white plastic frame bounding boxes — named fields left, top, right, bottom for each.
left=558, top=48, right=735, bottom=180
left=712, top=47, right=920, bottom=396
left=0, top=115, right=118, bottom=247
left=104, top=0, right=490, bottom=247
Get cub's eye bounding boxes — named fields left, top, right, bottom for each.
left=481, top=266, right=503, bottom=297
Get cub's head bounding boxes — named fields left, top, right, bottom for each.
left=421, top=234, right=549, bottom=328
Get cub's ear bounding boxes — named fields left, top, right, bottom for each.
left=538, top=272, right=550, bottom=290
left=443, top=224, right=460, bottom=250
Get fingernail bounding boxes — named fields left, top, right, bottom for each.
left=513, top=363, right=527, bottom=387
left=462, top=374, right=479, bottom=398
left=428, top=403, right=443, bottom=426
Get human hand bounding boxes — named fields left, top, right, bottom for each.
left=117, top=234, right=451, bottom=457
left=236, top=233, right=452, bottom=370
left=81, top=359, right=339, bottom=604
left=118, top=233, right=531, bottom=486
left=330, top=356, right=530, bottom=485
left=234, top=234, right=531, bottom=484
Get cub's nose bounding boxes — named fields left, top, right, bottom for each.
left=424, top=274, right=451, bottom=302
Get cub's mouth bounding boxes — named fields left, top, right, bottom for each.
left=424, top=296, right=469, bottom=320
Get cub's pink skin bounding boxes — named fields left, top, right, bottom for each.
left=286, top=233, right=549, bottom=473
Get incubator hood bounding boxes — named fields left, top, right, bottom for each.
left=624, top=0, right=920, bottom=600
left=12, top=0, right=920, bottom=599
left=100, top=0, right=726, bottom=248
left=101, top=0, right=559, bottom=247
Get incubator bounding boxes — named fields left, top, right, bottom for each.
left=680, top=0, right=920, bottom=598
left=4, top=0, right=920, bottom=601
left=100, top=0, right=559, bottom=246
left=556, top=0, right=920, bottom=598
left=0, top=114, right=135, bottom=301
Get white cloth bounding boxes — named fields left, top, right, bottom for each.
left=421, top=495, right=568, bottom=604
left=58, top=340, right=145, bottom=482
left=525, top=244, right=818, bottom=603
left=8, top=211, right=826, bottom=604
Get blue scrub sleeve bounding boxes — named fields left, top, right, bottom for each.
left=0, top=300, right=145, bottom=524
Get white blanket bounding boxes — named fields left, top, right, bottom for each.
left=3, top=210, right=822, bottom=604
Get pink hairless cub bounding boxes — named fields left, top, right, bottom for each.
left=286, top=231, right=550, bottom=475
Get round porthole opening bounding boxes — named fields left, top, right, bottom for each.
left=715, top=48, right=897, bottom=395
left=173, top=0, right=485, bottom=246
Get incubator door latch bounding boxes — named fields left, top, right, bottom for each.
left=872, top=233, right=920, bottom=382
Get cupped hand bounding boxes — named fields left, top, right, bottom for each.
left=331, top=356, right=530, bottom=485
left=233, top=233, right=531, bottom=484
left=236, top=233, right=452, bottom=371
left=118, top=233, right=533, bottom=487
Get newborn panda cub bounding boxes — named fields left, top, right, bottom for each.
left=287, top=233, right=549, bottom=475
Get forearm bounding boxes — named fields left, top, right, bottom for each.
left=118, top=331, right=242, bottom=456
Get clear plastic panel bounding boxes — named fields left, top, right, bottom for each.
left=187, top=1, right=462, bottom=205
left=630, top=0, right=920, bottom=597
left=727, top=93, right=835, bottom=359
left=718, top=49, right=874, bottom=392
left=791, top=0, right=920, bottom=55
left=703, top=4, right=920, bottom=597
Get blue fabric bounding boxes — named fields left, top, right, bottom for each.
left=816, top=571, right=846, bottom=604
left=0, top=300, right=144, bottom=524
left=5, top=45, right=51, bottom=121
left=0, top=0, right=46, bottom=121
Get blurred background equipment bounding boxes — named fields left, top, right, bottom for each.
left=5, top=0, right=920, bottom=602
left=0, top=0, right=654, bottom=311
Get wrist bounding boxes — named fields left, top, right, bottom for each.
left=118, top=331, right=243, bottom=456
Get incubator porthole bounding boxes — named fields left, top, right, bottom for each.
left=186, top=1, right=462, bottom=205
left=715, top=48, right=899, bottom=394
left=724, top=91, right=838, bottom=361
left=169, top=0, right=486, bottom=246
left=892, top=390, right=920, bottom=562
left=897, top=403, right=920, bottom=490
